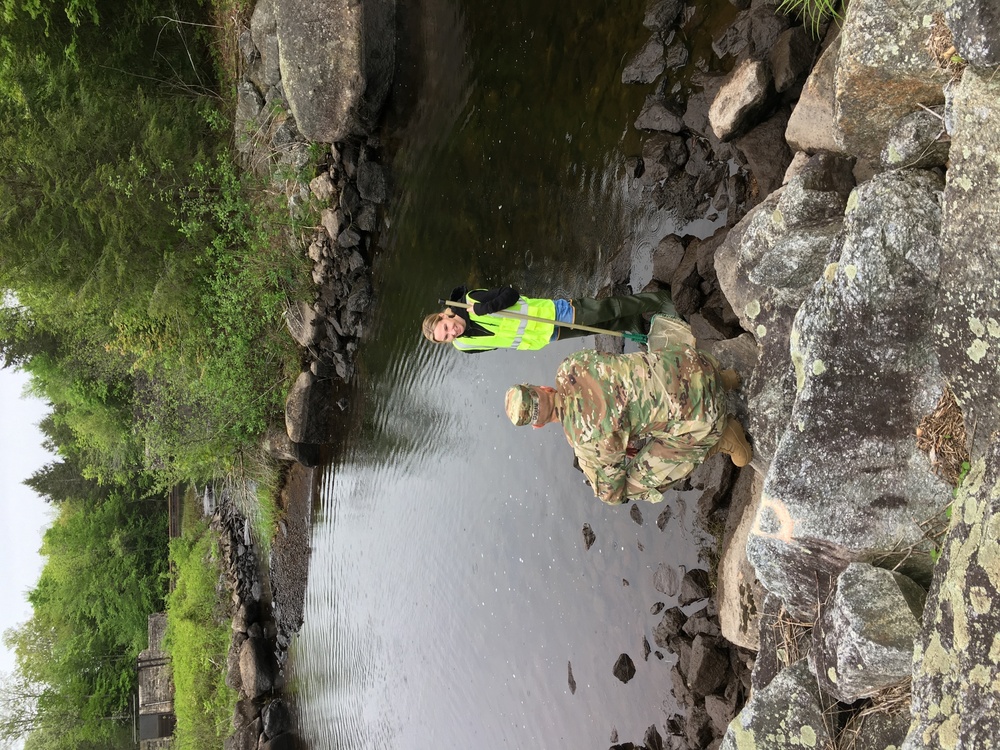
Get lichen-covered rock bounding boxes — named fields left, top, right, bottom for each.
left=850, top=707, right=912, bottom=750
left=811, top=563, right=926, bottom=702
left=881, top=108, right=950, bottom=170
left=275, top=0, right=395, bottom=142
left=715, top=151, right=855, bottom=467
left=720, top=659, right=831, bottom=750
left=833, top=0, right=951, bottom=158
left=935, top=68, right=1000, bottom=456
left=904, top=446, right=1000, bottom=750
left=749, top=169, right=952, bottom=619
left=945, top=0, right=1000, bottom=68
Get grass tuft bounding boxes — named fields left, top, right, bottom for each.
left=776, top=0, right=842, bottom=38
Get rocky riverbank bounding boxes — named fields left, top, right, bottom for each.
left=218, top=0, right=1000, bottom=748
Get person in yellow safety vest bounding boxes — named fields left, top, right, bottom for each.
left=420, top=285, right=676, bottom=353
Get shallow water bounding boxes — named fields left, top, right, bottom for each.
left=286, top=0, right=736, bottom=747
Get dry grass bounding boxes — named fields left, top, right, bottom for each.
left=916, top=386, right=970, bottom=487
left=926, top=12, right=967, bottom=81
left=768, top=603, right=813, bottom=670
left=833, top=679, right=911, bottom=750
left=208, top=0, right=254, bottom=100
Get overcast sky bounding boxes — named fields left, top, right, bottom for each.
left=0, top=366, right=54, bottom=676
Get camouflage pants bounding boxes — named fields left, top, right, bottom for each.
left=626, top=315, right=727, bottom=502
left=624, top=415, right=727, bottom=503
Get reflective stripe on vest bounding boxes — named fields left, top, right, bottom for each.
left=509, top=298, right=529, bottom=349
left=452, top=294, right=556, bottom=351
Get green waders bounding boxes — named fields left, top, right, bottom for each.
left=556, top=290, right=676, bottom=340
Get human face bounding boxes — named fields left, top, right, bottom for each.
left=432, top=311, right=466, bottom=342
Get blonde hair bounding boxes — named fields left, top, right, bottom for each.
left=422, top=311, right=447, bottom=343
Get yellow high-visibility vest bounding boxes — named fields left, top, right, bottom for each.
left=453, top=292, right=556, bottom=351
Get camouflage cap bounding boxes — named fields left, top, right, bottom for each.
left=505, top=384, right=540, bottom=427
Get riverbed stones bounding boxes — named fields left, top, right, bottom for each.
left=224, top=716, right=262, bottom=750
left=643, top=0, right=683, bottom=33
left=239, top=632, right=275, bottom=699
left=284, top=370, right=336, bottom=444
left=688, top=635, right=729, bottom=694
left=653, top=564, right=680, bottom=598
left=262, top=698, right=292, bottom=738
left=623, top=36, right=667, bottom=84
left=284, top=300, right=320, bottom=347
left=716, top=468, right=765, bottom=650
left=679, top=569, right=710, bottom=606
left=634, top=95, right=684, bottom=133
left=733, top=107, right=793, bottom=198
left=614, top=653, right=637, bottom=683
left=785, top=24, right=843, bottom=154
left=768, top=25, right=817, bottom=94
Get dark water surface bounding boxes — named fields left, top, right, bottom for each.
left=286, top=1, right=735, bottom=747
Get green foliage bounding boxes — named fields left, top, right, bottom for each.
left=955, top=460, right=971, bottom=494
left=0, top=1, right=310, bottom=744
left=0, top=0, right=309, bottom=484
left=776, top=0, right=841, bottom=36
left=165, top=522, right=238, bottom=750
left=0, top=486, right=168, bottom=748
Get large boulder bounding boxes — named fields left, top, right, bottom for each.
left=716, top=468, right=765, bottom=650
left=285, top=370, right=336, bottom=445
left=935, top=68, right=1000, bottom=456
left=715, top=151, right=855, bottom=466
left=833, top=0, right=951, bottom=159
left=905, top=445, right=1000, bottom=750
left=239, top=634, right=275, bottom=699
left=748, top=169, right=952, bottom=619
left=811, top=563, right=926, bottom=702
left=720, top=659, right=831, bottom=750
left=708, top=58, right=774, bottom=142
left=274, top=0, right=395, bottom=142
left=785, top=25, right=845, bottom=155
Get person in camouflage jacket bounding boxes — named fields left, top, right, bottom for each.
left=504, top=345, right=751, bottom=505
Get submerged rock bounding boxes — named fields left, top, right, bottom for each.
left=613, top=653, right=637, bottom=683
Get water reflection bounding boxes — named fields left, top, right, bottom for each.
left=288, top=0, right=735, bottom=746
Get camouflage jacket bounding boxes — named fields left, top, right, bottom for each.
left=554, top=347, right=725, bottom=505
